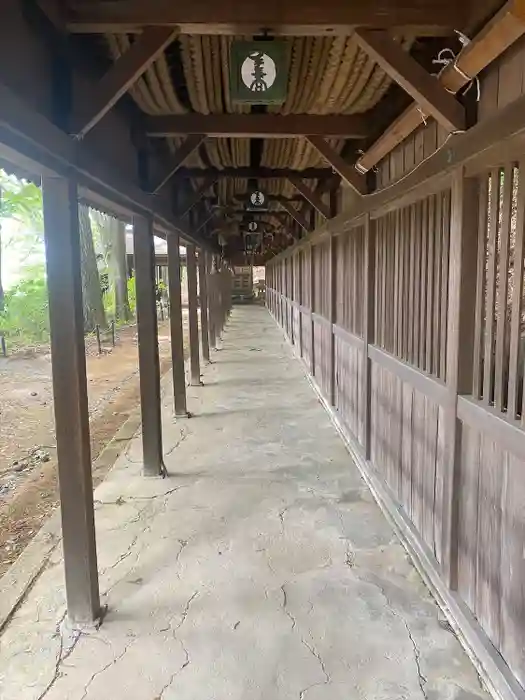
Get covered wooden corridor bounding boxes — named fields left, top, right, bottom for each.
left=1, top=1, right=525, bottom=699
left=0, top=306, right=490, bottom=700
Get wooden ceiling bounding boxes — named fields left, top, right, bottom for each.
left=43, top=0, right=515, bottom=259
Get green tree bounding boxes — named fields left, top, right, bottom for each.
left=79, top=204, right=107, bottom=332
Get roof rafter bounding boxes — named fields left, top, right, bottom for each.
left=176, top=176, right=217, bottom=217
left=288, top=177, right=331, bottom=218
left=73, top=27, right=178, bottom=138
left=306, top=137, right=367, bottom=195
left=353, top=29, right=465, bottom=133
left=152, top=135, right=206, bottom=194
left=279, top=201, right=310, bottom=231
left=65, top=0, right=466, bottom=35
left=145, top=114, right=369, bottom=139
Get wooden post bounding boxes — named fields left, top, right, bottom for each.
left=208, top=256, right=217, bottom=350
left=442, top=168, right=480, bottom=589
left=167, top=232, right=188, bottom=417
left=309, top=243, right=315, bottom=375
left=133, top=214, right=165, bottom=476
left=42, top=174, right=100, bottom=624
left=198, top=250, right=211, bottom=362
left=186, top=243, right=201, bottom=385
left=362, top=214, right=376, bottom=459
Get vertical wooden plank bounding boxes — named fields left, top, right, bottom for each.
left=330, top=233, right=337, bottom=405
left=400, top=382, right=414, bottom=517
left=398, top=208, right=406, bottom=359
left=426, top=194, right=435, bottom=374
left=433, top=192, right=443, bottom=377
left=495, top=165, right=513, bottom=412
left=423, top=399, right=439, bottom=551
left=198, top=249, right=210, bottom=363
left=393, top=209, right=400, bottom=356
left=134, top=214, right=165, bottom=477
left=408, top=204, right=416, bottom=365
left=419, top=197, right=428, bottom=370
left=413, top=202, right=422, bottom=366
left=442, top=171, right=481, bottom=588
left=501, top=452, right=525, bottom=687
left=411, top=391, right=425, bottom=536
left=476, top=436, right=503, bottom=648
left=310, top=243, right=315, bottom=374
left=42, top=175, right=101, bottom=624
left=457, top=425, right=480, bottom=612
left=440, top=190, right=451, bottom=382
left=167, top=232, right=188, bottom=417
left=186, top=243, right=201, bottom=386
left=362, top=215, right=375, bottom=458
left=473, top=176, right=489, bottom=400
left=483, top=169, right=500, bottom=405
left=508, top=162, right=525, bottom=420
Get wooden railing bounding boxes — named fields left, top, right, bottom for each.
left=266, top=160, right=525, bottom=698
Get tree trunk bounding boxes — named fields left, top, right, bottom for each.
left=114, top=219, right=131, bottom=322
left=79, top=204, right=106, bottom=332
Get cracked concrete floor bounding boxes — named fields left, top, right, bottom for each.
left=0, top=306, right=490, bottom=700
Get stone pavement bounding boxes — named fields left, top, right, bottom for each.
left=0, top=306, right=489, bottom=700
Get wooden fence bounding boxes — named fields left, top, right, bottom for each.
left=266, top=161, right=525, bottom=697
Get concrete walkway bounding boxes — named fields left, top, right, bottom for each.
left=0, top=306, right=489, bottom=700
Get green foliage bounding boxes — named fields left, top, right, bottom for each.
left=0, top=265, right=49, bottom=348
left=102, top=275, right=136, bottom=326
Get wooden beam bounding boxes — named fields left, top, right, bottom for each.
left=288, top=177, right=331, bottom=218
left=279, top=201, right=310, bottom=231
left=186, top=243, right=201, bottom=386
left=152, top=135, right=206, bottom=193
left=66, top=0, right=466, bottom=34
left=234, top=193, right=304, bottom=203
left=179, top=167, right=334, bottom=179
left=176, top=176, right=217, bottom=217
left=195, top=210, right=215, bottom=233
left=146, top=114, right=368, bottom=138
left=198, top=250, right=211, bottom=362
left=306, top=136, right=367, bottom=195
left=354, top=29, right=465, bottom=133
left=74, top=27, right=177, bottom=138
left=356, top=0, right=525, bottom=173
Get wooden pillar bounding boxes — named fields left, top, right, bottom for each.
left=42, top=174, right=100, bottom=624
left=167, top=232, right=188, bottom=417
left=309, top=244, right=315, bottom=375
left=186, top=243, right=201, bottom=385
left=133, top=214, right=165, bottom=476
left=329, top=188, right=339, bottom=405
left=362, top=214, right=376, bottom=459
left=198, top=250, right=211, bottom=362
left=208, top=258, right=217, bottom=350
left=442, top=168, right=480, bottom=589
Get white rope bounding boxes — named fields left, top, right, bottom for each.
left=432, top=36, right=481, bottom=102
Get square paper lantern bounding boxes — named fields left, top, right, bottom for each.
left=247, top=190, right=269, bottom=211
left=230, top=41, right=289, bottom=105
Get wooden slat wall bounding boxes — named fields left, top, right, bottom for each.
left=266, top=159, right=525, bottom=692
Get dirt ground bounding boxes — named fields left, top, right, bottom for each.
left=0, top=322, right=178, bottom=577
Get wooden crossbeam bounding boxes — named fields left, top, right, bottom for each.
left=179, top=167, right=334, bottom=179
left=152, top=135, right=206, bottom=194
left=145, top=114, right=368, bottom=139
left=356, top=0, right=525, bottom=173
left=176, top=176, right=217, bottom=217
left=288, top=177, right=331, bottom=218
left=234, top=193, right=304, bottom=204
left=353, top=29, right=465, bottom=133
left=306, top=137, right=367, bottom=195
left=74, top=28, right=177, bottom=138
left=66, top=0, right=465, bottom=35
left=195, top=210, right=215, bottom=233
left=279, top=201, right=310, bottom=231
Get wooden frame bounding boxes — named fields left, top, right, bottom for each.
left=74, top=27, right=178, bottom=138
left=145, top=114, right=369, bottom=138
left=288, top=177, right=331, bottom=219
left=65, top=0, right=466, bottom=35
left=306, top=136, right=367, bottom=195
left=353, top=29, right=465, bottom=133
left=152, top=135, right=206, bottom=194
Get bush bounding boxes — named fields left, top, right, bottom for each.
left=0, top=268, right=49, bottom=348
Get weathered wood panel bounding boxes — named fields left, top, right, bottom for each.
left=334, top=335, right=364, bottom=443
